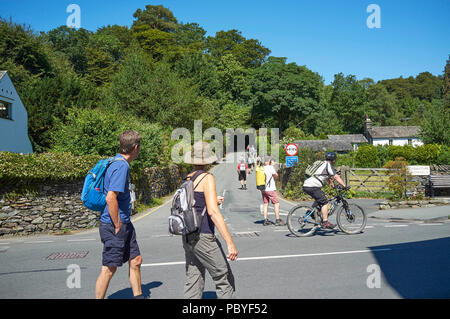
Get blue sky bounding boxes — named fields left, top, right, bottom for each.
left=1, top=0, right=449, bottom=84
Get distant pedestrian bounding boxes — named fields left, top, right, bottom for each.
left=248, top=154, right=255, bottom=174
left=261, top=156, right=285, bottom=226
left=182, top=141, right=238, bottom=299
left=95, top=130, right=144, bottom=299
left=237, top=159, right=249, bottom=190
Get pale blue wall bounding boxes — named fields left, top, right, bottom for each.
left=0, top=72, right=33, bottom=154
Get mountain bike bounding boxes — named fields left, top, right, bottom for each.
left=287, top=187, right=367, bottom=237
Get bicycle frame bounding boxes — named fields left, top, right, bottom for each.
left=306, top=189, right=350, bottom=223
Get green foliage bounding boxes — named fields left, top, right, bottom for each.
left=50, top=108, right=169, bottom=172
left=0, top=151, right=101, bottom=188
left=247, top=56, right=323, bottom=131
left=420, top=99, right=450, bottom=146
left=21, top=72, right=97, bottom=152
left=132, top=4, right=178, bottom=32
left=354, top=144, right=378, bottom=167
left=383, top=157, right=418, bottom=199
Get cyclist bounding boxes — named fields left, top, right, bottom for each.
left=302, top=152, right=348, bottom=229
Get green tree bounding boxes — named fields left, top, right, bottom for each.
left=44, top=26, right=92, bottom=75
left=329, top=73, right=367, bottom=133
left=132, top=5, right=178, bottom=32
left=206, top=29, right=270, bottom=68
left=420, top=99, right=450, bottom=146
left=248, top=57, right=323, bottom=131
left=22, top=73, right=97, bottom=152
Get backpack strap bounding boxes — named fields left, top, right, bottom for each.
left=186, top=170, right=210, bottom=191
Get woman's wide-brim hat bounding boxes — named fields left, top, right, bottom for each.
left=184, top=140, right=218, bottom=165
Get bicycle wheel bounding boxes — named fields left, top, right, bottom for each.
left=336, top=204, right=367, bottom=234
left=287, top=205, right=319, bottom=237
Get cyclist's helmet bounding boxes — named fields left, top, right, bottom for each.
left=325, top=151, right=337, bottom=162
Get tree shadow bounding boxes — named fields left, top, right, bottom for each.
left=369, top=237, right=450, bottom=298
left=108, top=281, right=163, bottom=299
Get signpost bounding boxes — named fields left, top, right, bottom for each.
left=285, top=143, right=299, bottom=168
left=407, top=165, right=430, bottom=176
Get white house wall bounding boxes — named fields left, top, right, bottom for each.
left=0, top=73, right=33, bottom=154
left=372, top=138, right=423, bottom=147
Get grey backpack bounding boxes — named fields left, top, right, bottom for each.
left=169, top=171, right=208, bottom=236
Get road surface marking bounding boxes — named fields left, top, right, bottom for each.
left=24, top=240, right=55, bottom=244
left=418, top=223, right=444, bottom=226
left=141, top=248, right=392, bottom=268
left=384, top=225, right=408, bottom=228
left=67, top=238, right=96, bottom=242
left=0, top=242, right=10, bottom=245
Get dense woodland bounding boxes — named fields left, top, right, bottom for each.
left=1, top=4, right=449, bottom=169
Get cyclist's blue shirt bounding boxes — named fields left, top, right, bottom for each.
left=100, top=154, right=131, bottom=224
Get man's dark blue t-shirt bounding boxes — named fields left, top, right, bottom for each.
left=100, top=154, right=131, bottom=224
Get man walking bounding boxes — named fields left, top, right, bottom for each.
left=95, top=130, right=144, bottom=299
left=262, top=156, right=285, bottom=226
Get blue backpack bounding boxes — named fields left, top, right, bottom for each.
left=81, top=157, right=128, bottom=211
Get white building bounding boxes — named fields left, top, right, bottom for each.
left=364, top=117, right=423, bottom=147
left=0, top=71, right=33, bottom=154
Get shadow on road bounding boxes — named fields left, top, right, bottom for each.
left=108, top=281, right=163, bottom=299
left=369, top=237, right=450, bottom=298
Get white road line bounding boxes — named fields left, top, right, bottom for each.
left=141, top=248, right=392, bottom=268
left=418, top=223, right=445, bottom=226
left=384, top=225, right=409, bottom=228
left=67, top=238, right=96, bottom=242
left=24, top=240, right=55, bottom=244
left=0, top=242, right=10, bottom=245
left=365, top=226, right=375, bottom=229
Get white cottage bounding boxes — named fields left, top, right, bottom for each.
left=0, top=71, right=33, bottom=154
left=363, top=117, right=423, bottom=147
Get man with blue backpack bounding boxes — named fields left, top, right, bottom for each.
left=94, top=130, right=144, bottom=299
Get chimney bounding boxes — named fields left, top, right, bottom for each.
left=364, top=115, right=373, bottom=142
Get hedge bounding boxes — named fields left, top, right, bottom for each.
left=0, top=152, right=102, bottom=189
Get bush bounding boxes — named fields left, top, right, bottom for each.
left=50, top=107, right=171, bottom=174
left=383, top=157, right=418, bottom=199
left=0, top=152, right=101, bottom=189
left=355, top=144, right=377, bottom=167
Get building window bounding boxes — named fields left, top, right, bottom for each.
left=389, top=139, right=393, bottom=145
left=0, top=100, right=12, bottom=120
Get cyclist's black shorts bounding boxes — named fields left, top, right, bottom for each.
left=303, top=186, right=328, bottom=206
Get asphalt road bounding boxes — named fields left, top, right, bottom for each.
left=1, top=153, right=449, bottom=299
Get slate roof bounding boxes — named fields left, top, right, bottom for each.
left=293, top=140, right=354, bottom=152
left=368, top=126, right=421, bottom=138
left=327, top=134, right=368, bottom=143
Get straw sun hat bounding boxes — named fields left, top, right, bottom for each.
left=183, top=141, right=218, bottom=165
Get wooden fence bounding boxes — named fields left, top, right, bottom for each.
left=337, top=166, right=392, bottom=194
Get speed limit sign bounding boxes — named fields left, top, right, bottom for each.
left=285, top=143, right=298, bottom=156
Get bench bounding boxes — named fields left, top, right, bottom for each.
left=428, top=175, right=450, bottom=197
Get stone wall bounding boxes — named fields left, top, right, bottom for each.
left=0, top=164, right=187, bottom=237
left=377, top=199, right=449, bottom=210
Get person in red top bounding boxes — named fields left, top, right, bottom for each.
left=237, top=159, right=249, bottom=190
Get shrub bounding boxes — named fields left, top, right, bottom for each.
left=0, top=152, right=101, bottom=190
left=50, top=107, right=171, bottom=174
left=383, top=157, right=418, bottom=199
left=355, top=144, right=377, bottom=167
